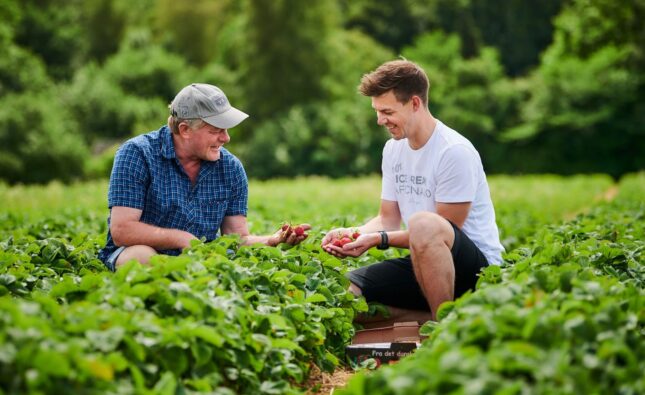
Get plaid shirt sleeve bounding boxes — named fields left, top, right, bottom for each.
left=226, top=156, right=248, bottom=216
left=108, top=142, right=150, bottom=209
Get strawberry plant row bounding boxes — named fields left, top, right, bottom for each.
left=0, top=237, right=372, bottom=394
left=338, top=179, right=644, bottom=395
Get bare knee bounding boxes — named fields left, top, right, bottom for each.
left=115, top=245, right=157, bottom=267
left=408, top=212, right=454, bottom=250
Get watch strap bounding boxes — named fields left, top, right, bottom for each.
left=377, top=231, right=389, bottom=250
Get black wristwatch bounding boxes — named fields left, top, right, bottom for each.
left=377, top=231, right=389, bottom=250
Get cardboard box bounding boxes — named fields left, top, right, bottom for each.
left=345, top=322, right=425, bottom=367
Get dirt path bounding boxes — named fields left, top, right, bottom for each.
left=304, top=365, right=354, bottom=395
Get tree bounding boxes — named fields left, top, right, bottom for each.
left=243, top=29, right=393, bottom=178
left=500, top=0, right=645, bottom=177
left=242, top=0, right=337, bottom=122
left=81, top=0, right=128, bottom=63
left=0, top=90, right=89, bottom=184
left=154, top=0, right=235, bottom=66
left=63, top=38, right=198, bottom=142
left=432, top=0, right=566, bottom=76
left=13, top=0, right=86, bottom=80
left=401, top=31, right=522, bottom=171
left=343, top=0, right=566, bottom=76
left=342, top=0, right=421, bottom=51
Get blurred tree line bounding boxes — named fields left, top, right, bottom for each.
left=0, top=0, right=642, bottom=183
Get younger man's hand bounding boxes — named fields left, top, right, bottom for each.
left=322, top=227, right=371, bottom=258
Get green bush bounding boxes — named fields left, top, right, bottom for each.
left=243, top=96, right=387, bottom=179
left=102, top=43, right=199, bottom=102
left=0, top=40, right=51, bottom=97
left=494, top=0, right=645, bottom=177
left=403, top=31, right=521, bottom=145
left=242, top=29, right=392, bottom=179
left=62, top=39, right=205, bottom=143
left=0, top=90, right=89, bottom=184
left=84, top=143, right=119, bottom=180
left=64, top=63, right=166, bottom=141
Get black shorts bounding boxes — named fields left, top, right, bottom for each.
left=347, top=221, right=489, bottom=311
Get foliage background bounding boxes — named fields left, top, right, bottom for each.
left=0, top=0, right=643, bottom=183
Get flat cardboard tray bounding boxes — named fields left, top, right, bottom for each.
left=345, top=322, right=426, bottom=367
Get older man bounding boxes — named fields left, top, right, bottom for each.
left=99, top=83, right=308, bottom=270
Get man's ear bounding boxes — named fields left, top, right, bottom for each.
left=177, top=121, right=191, bottom=138
left=411, top=96, right=423, bottom=111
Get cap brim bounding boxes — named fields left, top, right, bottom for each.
left=202, top=107, right=249, bottom=129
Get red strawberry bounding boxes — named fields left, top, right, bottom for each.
left=352, top=231, right=361, bottom=240
left=281, top=224, right=289, bottom=231
left=339, top=236, right=353, bottom=246
left=332, top=239, right=343, bottom=247
left=294, top=226, right=305, bottom=236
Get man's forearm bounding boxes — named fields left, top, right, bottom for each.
left=240, top=234, right=273, bottom=246
left=359, top=215, right=400, bottom=234
left=382, top=230, right=410, bottom=249
left=111, top=221, right=196, bottom=250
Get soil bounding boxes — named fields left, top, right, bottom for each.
left=303, top=365, right=355, bottom=395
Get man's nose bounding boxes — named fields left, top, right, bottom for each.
left=377, top=114, right=387, bottom=125
left=220, top=129, right=230, bottom=143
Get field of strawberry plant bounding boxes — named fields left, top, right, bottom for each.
left=0, top=174, right=642, bottom=394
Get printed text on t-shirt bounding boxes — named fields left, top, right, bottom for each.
left=393, top=163, right=432, bottom=198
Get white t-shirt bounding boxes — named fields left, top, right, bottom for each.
left=381, top=120, right=504, bottom=265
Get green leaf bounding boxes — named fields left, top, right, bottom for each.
left=305, top=293, right=328, bottom=304
left=284, top=304, right=306, bottom=323
left=271, top=338, right=305, bottom=354
left=86, top=327, right=125, bottom=353
left=153, top=371, right=177, bottom=395
left=128, top=283, right=156, bottom=299
left=436, top=301, right=455, bottom=321
left=160, top=346, right=189, bottom=376
left=191, top=341, right=213, bottom=368
left=84, top=357, right=114, bottom=380
left=192, top=326, right=224, bottom=347
left=33, top=349, right=71, bottom=377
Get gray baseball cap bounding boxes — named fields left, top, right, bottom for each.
left=170, top=83, right=249, bottom=129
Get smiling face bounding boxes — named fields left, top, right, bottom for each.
left=184, top=121, right=231, bottom=162
left=371, top=91, right=417, bottom=140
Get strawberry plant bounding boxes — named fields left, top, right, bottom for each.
left=0, top=174, right=639, bottom=394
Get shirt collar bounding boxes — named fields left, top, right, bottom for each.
left=160, top=125, right=177, bottom=159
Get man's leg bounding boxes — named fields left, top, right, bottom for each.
left=408, top=212, right=456, bottom=321
left=347, top=213, right=488, bottom=324
left=346, top=255, right=435, bottom=326
left=354, top=306, right=434, bottom=329
left=115, top=245, right=157, bottom=268
left=349, top=283, right=434, bottom=328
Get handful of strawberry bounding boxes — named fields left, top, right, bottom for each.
left=281, top=223, right=308, bottom=237
left=331, top=229, right=361, bottom=247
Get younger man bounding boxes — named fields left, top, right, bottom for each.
left=322, top=60, right=504, bottom=322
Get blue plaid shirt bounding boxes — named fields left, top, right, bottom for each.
left=98, top=125, right=248, bottom=263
